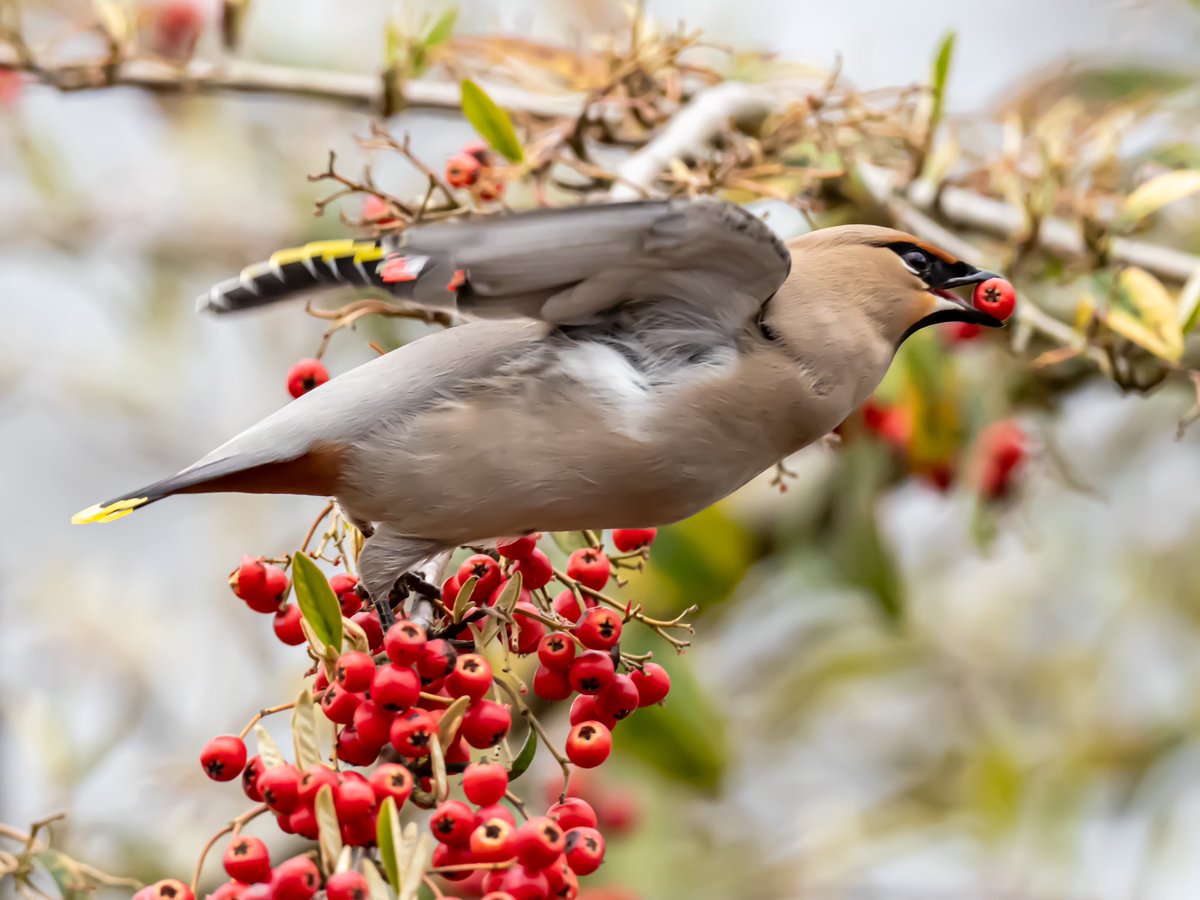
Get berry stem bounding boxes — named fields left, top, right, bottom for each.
left=237, top=702, right=298, bottom=741
left=299, top=502, right=335, bottom=554
left=492, top=676, right=572, bottom=801
left=189, top=805, right=267, bottom=895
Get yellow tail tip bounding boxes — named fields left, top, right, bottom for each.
left=71, top=497, right=148, bottom=525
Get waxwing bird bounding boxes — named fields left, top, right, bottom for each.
left=72, top=199, right=1006, bottom=610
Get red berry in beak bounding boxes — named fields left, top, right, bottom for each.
left=286, top=358, right=329, bottom=398
left=973, top=277, right=1016, bottom=321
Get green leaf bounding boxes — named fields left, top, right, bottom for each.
left=927, top=30, right=956, bottom=139
left=460, top=79, right=524, bottom=163
left=424, top=8, right=457, bottom=47
left=452, top=576, right=478, bottom=623
left=292, top=687, right=322, bottom=771
left=35, top=850, right=90, bottom=900
left=315, top=784, right=344, bottom=874
left=292, top=553, right=343, bottom=652
left=549, top=531, right=591, bottom=554
left=1178, top=264, right=1200, bottom=333
left=376, top=797, right=404, bottom=891
left=254, top=723, right=287, bottom=769
left=1115, top=169, right=1200, bottom=230
left=508, top=727, right=538, bottom=781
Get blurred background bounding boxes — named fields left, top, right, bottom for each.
left=5, top=0, right=1200, bottom=898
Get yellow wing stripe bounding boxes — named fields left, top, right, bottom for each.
left=268, top=241, right=383, bottom=270
left=71, top=497, right=149, bottom=525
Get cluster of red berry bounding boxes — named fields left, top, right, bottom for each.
left=137, top=524, right=668, bottom=900
left=445, top=142, right=506, bottom=203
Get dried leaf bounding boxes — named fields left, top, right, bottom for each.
left=481, top=571, right=522, bottom=646
left=1106, top=266, right=1184, bottom=361
left=376, top=796, right=404, bottom=891
left=292, top=553, right=343, bottom=652
left=460, top=79, right=524, bottom=163
left=90, top=0, right=131, bottom=44
left=342, top=616, right=370, bottom=653
left=438, top=696, right=471, bottom=748
left=362, top=860, right=392, bottom=900
left=430, top=734, right=448, bottom=802
left=508, top=727, right=538, bottom=781
left=1115, top=169, right=1200, bottom=230
left=292, top=687, right=322, bottom=771
left=453, top=576, right=478, bottom=623
left=314, top=784, right=344, bottom=874
left=220, top=0, right=250, bottom=49
left=254, top=723, right=286, bottom=769
left=399, top=832, right=432, bottom=900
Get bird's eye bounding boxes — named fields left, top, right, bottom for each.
left=902, top=250, right=932, bottom=276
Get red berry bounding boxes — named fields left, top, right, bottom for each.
left=134, top=880, right=196, bottom=900
left=566, top=548, right=609, bottom=592
left=611, top=528, right=656, bottom=552
left=564, top=826, right=605, bottom=875
left=573, top=608, right=622, bottom=651
left=975, top=419, right=1027, bottom=499
left=272, top=856, right=321, bottom=900
left=335, top=777, right=378, bottom=821
left=943, top=320, right=983, bottom=342
left=297, top=764, right=338, bottom=808
left=384, top=620, right=427, bottom=665
left=457, top=554, right=503, bottom=601
left=471, top=817, right=518, bottom=862
left=565, top=722, right=611, bottom=769
left=335, top=725, right=376, bottom=767
left=446, top=653, right=494, bottom=701
left=461, top=700, right=512, bottom=748
left=320, top=683, right=361, bottom=725
left=273, top=603, right=306, bottom=645
left=537, top=632, right=576, bottom=671
left=474, top=802, right=517, bottom=828
left=325, top=870, right=370, bottom=900
left=390, top=708, right=436, bottom=757
left=361, top=194, right=400, bottom=228
left=241, top=883, right=273, bottom=900
left=462, top=760, right=509, bottom=806
left=482, top=893, right=518, bottom=900
left=514, top=548, right=553, bottom=590
left=567, top=694, right=615, bottom=729
left=568, top=651, right=615, bottom=695
left=286, top=358, right=329, bottom=398
left=510, top=602, right=547, bottom=655
left=241, top=755, right=264, bottom=801
left=335, top=651, right=376, bottom=693
left=547, top=798, right=597, bottom=831
left=369, top=763, right=414, bottom=807
left=350, top=610, right=384, bottom=652
left=200, top=734, right=247, bottom=782
left=630, top=662, right=671, bottom=706
left=973, top=277, right=1016, bottom=321
left=350, top=700, right=391, bottom=752
left=418, top=639, right=458, bottom=685
left=148, top=1, right=204, bottom=59
left=445, top=152, right=482, bottom=188
left=544, top=857, right=578, bottom=899
left=223, top=836, right=271, bottom=884
left=499, top=864, right=550, bottom=900
left=371, top=663, right=420, bottom=712
left=208, top=883, right=245, bottom=900
left=473, top=175, right=506, bottom=204
left=431, top=843, right=472, bottom=880
left=595, top=673, right=639, bottom=721
left=533, top=665, right=573, bottom=701
left=552, top=590, right=593, bottom=624
left=257, top=764, right=302, bottom=813
left=431, top=799, right=475, bottom=847
left=330, top=573, right=361, bottom=616
left=515, top=816, right=565, bottom=871
left=497, top=534, right=540, bottom=560
left=441, top=574, right=462, bottom=605
left=229, top=556, right=289, bottom=614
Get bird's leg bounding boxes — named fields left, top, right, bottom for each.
left=357, top=526, right=446, bottom=631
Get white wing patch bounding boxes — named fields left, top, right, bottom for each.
left=555, top=343, right=652, bottom=439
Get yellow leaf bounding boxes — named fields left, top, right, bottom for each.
left=1116, top=169, right=1200, bottom=230
left=314, top=784, right=344, bottom=874
left=1106, top=266, right=1184, bottom=361
left=291, top=687, right=322, bottom=771
left=253, top=723, right=286, bottom=769
left=91, top=0, right=131, bottom=43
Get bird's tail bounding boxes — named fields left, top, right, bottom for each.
left=198, top=238, right=393, bottom=314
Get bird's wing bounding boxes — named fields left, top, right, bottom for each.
left=200, top=200, right=791, bottom=337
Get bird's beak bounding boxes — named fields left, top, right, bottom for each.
left=929, top=266, right=1005, bottom=328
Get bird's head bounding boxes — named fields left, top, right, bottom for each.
left=776, top=224, right=1007, bottom=348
